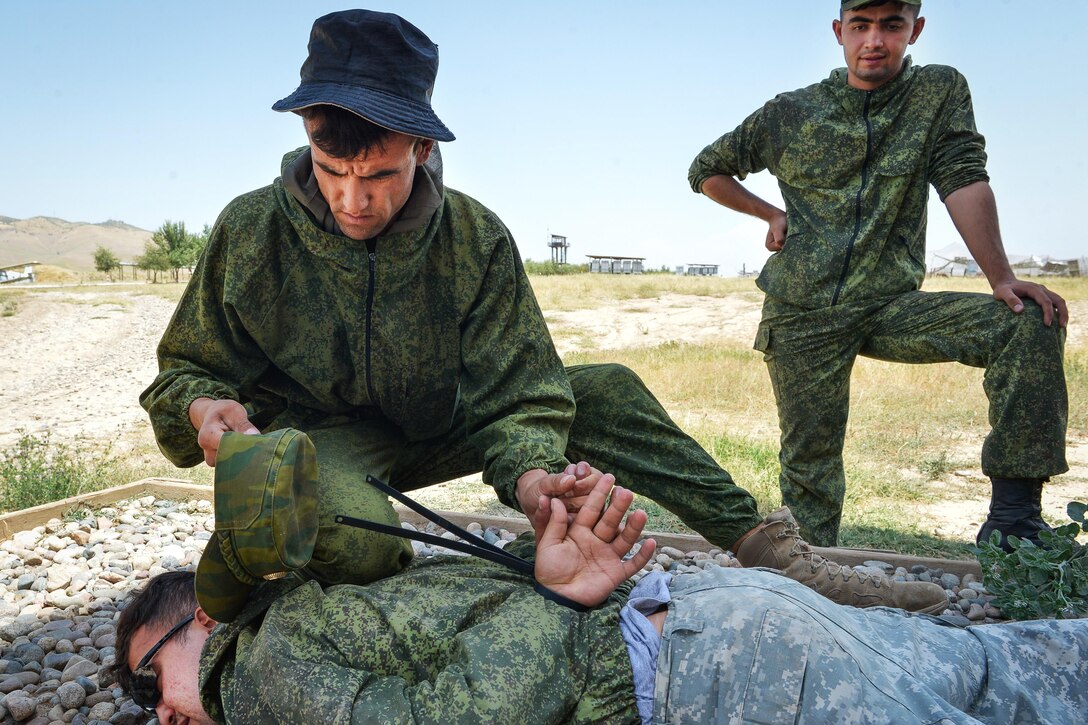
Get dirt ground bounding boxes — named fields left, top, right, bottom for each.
left=0, top=292, right=177, bottom=450
left=1, top=288, right=1084, bottom=540
left=543, top=293, right=764, bottom=357
left=0, top=290, right=765, bottom=451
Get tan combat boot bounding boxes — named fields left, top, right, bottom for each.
left=734, top=507, right=949, bottom=615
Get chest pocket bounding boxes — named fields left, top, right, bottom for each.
left=775, top=119, right=864, bottom=191
left=871, top=142, right=923, bottom=179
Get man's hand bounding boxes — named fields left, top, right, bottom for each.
left=516, top=462, right=604, bottom=536
left=533, top=473, right=657, bottom=608
left=188, top=397, right=260, bottom=466
left=992, top=279, right=1068, bottom=328
left=699, top=174, right=786, bottom=252
left=765, top=210, right=788, bottom=251
left=944, top=182, right=1068, bottom=328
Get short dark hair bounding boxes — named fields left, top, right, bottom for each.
left=300, top=105, right=397, bottom=159
left=108, top=570, right=199, bottom=697
left=843, top=1, right=921, bottom=19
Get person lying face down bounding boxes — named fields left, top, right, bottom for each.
left=111, top=469, right=1087, bottom=725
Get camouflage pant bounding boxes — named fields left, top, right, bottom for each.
left=655, top=567, right=1088, bottom=724
left=756, top=291, right=1068, bottom=546
left=299, top=363, right=762, bottom=585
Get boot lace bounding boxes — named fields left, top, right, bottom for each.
left=775, top=519, right=882, bottom=588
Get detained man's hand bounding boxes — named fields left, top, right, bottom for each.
left=516, top=462, right=607, bottom=537
left=533, top=473, right=657, bottom=608
left=188, top=397, right=260, bottom=467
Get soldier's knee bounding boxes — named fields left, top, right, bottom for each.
left=1018, top=298, right=1047, bottom=323
left=307, top=472, right=415, bottom=585
left=575, top=362, right=645, bottom=389
left=598, top=362, right=646, bottom=390
left=1007, top=299, right=1065, bottom=347
left=306, top=522, right=413, bottom=586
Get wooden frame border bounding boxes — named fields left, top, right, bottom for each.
left=0, top=477, right=981, bottom=578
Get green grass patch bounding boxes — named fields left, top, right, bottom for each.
left=631, top=496, right=693, bottom=534
left=409, top=478, right=519, bottom=518
left=1064, top=348, right=1088, bottom=432
left=0, top=432, right=124, bottom=513
left=0, top=430, right=214, bottom=516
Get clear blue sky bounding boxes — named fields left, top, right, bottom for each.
left=2, top=1, right=1084, bottom=275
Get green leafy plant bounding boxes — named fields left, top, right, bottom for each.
left=918, top=451, right=952, bottom=480
left=0, top=431, right=118, bottom=512
left=975, top=501, right=1088, bottom=620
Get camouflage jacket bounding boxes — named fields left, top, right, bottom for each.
left=140, top=149, right=573, bottom=504
left=688, top=59, right=989, bottom=308
left=197, top=556, right=639, bottom=724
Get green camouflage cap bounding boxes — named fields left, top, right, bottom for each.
left=195, top=428, right=319, bottom=622
left=842, top=0, right=920, bottom=9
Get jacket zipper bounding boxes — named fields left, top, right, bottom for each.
left=831, top=90, right=874, bottom=306
left=365, top=237, right=379, bottom=406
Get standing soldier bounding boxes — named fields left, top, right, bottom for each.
left=689, top=0, right=1068, bottom=548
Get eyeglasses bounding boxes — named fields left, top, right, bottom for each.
left=129, top=614, right=195, bottom=713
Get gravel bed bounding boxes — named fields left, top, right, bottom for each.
left=0, top=496, right=1002, bottom=724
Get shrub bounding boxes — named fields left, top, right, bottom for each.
left=523, top=259, right=589, bottom=276
left=0, top=431, right=119, bottom=512
left=975, top=501, right=1088, bottom=620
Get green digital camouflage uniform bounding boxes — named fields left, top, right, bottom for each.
left=142, top=148, right=762, bottom=585
left=192, top=554, right=1088, bottom=724
left=689, top=60, right=1068, bottom=546
left=197, top=553, right=641, bottom=724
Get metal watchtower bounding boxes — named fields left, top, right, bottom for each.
left=548, top=234, right=569, bottom=265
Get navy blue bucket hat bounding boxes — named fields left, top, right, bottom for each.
left=272, top=9, right=455, bottom=142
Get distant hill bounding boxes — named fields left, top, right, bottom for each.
left=0, top=215, right=153, bottom=272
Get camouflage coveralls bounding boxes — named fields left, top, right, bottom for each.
left=142, top=148, right=762, bottom=585
left=194, top=553, right=1088, bottom=724
left=689, top=60, right=1067, bottom=545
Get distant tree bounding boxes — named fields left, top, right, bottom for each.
left=93, top=245, right=120, bottom=281
left=191, top=224, right=212, bottom=267
left=143, top=220, right=205, bottom=282
left=135, top=239, right=171, bottom=283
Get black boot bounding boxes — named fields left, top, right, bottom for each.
left=976, top=477, right=1053, bottom=552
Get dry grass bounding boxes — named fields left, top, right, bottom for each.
left=451, top=272, right=1088, bottom=558
left=530, top=273, right=763, bottom=311
left=7, top=271, right=1084, bottom=559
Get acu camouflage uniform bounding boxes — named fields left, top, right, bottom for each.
left=689, top=60, right=1067, bottom=546
left=142, top=147, right=762, bottom=586
left=657, top=566, right=1088, bottom=724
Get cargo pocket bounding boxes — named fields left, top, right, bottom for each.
left=740, top=610, right=810, bottom=724
left=655, top=608, right=811, bottom=724
left=753, top=323, right=773, bottom=360
left=896, top=233, right=926, bottom=269
left=654, top=615, right=712, bottom=724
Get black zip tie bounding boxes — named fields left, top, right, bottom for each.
left=332, top=475, right=589, bottom=612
